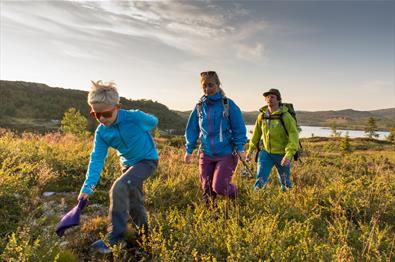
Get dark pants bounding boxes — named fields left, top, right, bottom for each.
left=108, top=159, right=157, bottom=244
left=199, top=153, right=238, bottom=204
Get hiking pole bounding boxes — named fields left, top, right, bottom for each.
left=235, top=151, right=255, bottom=178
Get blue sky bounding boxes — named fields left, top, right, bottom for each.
left=1, top=0, right=394, bottom=111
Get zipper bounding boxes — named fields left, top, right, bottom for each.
left=116, top=125, right=127, bottom=147
left=268, top=127, right=271, bottom=153
left=207, top=105, right=215, bottom=154
left=266, top=111, right=272, bottom=153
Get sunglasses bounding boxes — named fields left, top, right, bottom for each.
left=200, top=71, right=217, bottom=77
left=90, top=106, right=118, bottom=119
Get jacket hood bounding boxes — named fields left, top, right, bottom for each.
left=207, top=91, right=222, bottom=102
left=259, top=105, right=289, bottom=115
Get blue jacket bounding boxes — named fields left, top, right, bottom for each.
left=81, top=109, right=159, bottom=195
left=185, top=92, right=247, bottom=157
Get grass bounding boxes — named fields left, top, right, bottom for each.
left=0, top=129, right=394, bottom=261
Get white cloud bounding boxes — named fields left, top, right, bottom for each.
left=1, top=1, right=268, bottom=61
left=236, top=43, right=264, bottom=62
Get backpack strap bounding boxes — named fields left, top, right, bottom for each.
left=279, top=113, right=289, bottom=137
left=222, top=97, right=230, bottom=118
left=195, top=96, right=205, bottom=120
left=279, top=113, right=303, bottom=149
left=219, top=97, right=230, bottom=143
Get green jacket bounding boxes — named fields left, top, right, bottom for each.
left=248, top=105, right=299, bottom=160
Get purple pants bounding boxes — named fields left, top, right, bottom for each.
left=199, top=153, right=238, bottom=202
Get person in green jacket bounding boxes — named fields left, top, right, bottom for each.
left=246, top=89, right=299, bottom=191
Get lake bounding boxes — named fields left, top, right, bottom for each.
left=246, top=125, right=390, bottom=140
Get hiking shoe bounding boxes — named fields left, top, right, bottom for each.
left=92, top=239, right=127, bottom=254
left=91, top=239, right=111, bottom=254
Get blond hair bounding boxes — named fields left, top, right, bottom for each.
left=88, top=80, right=120, bottom=106
left=200, top=71, right=226, bottom=96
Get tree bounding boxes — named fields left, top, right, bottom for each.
left=386, top=128, right=395, bottom=142
left=330, top=122, right=341, bottom=137
left=153, top=127, right=161, bottom=138
left=364, top=117, right=378, bottom=139
left=339, top=132, right=352, bottom=154
left=60, top=108, right=89, bottom=137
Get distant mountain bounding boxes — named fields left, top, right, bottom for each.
left=242, top=108, right=394, bottom=131
left=0, top=80, right=186, bottom=133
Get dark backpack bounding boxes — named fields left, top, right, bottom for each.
left=258, top=103, right=302, bottom=161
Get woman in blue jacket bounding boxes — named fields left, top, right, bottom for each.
left=184, top=71, right=247, bottom=207
left=78, top=80, right=158, bottom=254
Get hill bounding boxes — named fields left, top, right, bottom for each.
left=242, top=108, right=394, bottom=130
left=0, top=80, right=186, bottom=133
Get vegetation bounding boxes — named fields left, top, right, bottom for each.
left=339, top=132, right=352, bottom=154
left=329, top=121, right=341, bottom=137
left=386, top=128, right=395, bottom=142
left=365, top=117, right=379, bottom=139
left=0, top=80, right=186, bottom=133
left=0, top=129, right=394, bottom=261
left=60, top=108, right=89, bottom=137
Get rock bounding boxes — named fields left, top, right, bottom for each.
left=59, top=241, right=69, bottom=248
left=43, top=192, right=56, bottom=197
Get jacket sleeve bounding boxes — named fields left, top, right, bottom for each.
left=283, top=113, right=299, bottom=160
left=185, top=107, right=200, bottom=154
left=228, top=100, right=247, bottom=152
left=248, top=114, right=263, bottom=151
left=80, top=129, right=109, bottom=195
left=133, top=110, right=158, bottom=132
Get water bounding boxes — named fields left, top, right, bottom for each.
left=246, top=125, right=390, bottom=140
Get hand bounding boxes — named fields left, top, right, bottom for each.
left=78, top=192, right=89, bottom=201
left=281, top=157, right=290, bottom=166
left=184, top=153, right=193, bottom=164
left=237, top=151, right=246, bottom=161
left=245, top=151, right=252, bottom=162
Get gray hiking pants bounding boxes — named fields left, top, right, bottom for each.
left=108, top=159, right=157, bottom=244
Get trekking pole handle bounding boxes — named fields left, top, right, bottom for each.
left=235, top=151, right=255, bottom=178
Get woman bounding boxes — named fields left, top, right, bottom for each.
left=184, top=71, right=247, bottom=207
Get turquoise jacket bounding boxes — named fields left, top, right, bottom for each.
left=80, top=109, right=158, bottom=195
left=185, top=92, right=247, bottom=156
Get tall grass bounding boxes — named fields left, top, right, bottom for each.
left=0, top=129, right=394, bottom=261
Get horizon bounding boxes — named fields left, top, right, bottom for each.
left=2, top=79, right=394, bottom=113
left=1, top=1, right=394, bottom=111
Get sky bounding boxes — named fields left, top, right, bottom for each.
left=1, top=0, right=394, bottom=112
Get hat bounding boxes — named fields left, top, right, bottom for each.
left=56, top=199, right=88, bottom=237
left=263, top=88, right=282, bottom=101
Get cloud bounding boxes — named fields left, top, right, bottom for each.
left=1, top=1, right=268, bottom=62
left=236, top=43, right=264, bottom=62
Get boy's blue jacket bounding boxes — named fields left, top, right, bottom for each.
left=185, top=92, right=247, bottom=157
left=81, top=109, right=158, bottom=195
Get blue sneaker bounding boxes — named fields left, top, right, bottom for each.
left=91, top=240, right=111, bottom=254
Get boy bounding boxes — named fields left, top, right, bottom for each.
left=78, top=80, right=158, bottom=254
